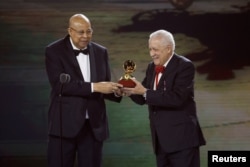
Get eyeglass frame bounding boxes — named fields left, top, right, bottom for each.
left=69, top=27, right=93, bottom=36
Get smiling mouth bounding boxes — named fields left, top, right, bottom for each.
left=80, top=41, right=89, bottom=46
left=80, top=40, right=88, bottom=43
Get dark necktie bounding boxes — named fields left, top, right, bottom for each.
left=74, top=48, right=89, bottom=56
left=155, top=65, right=165, bottom=87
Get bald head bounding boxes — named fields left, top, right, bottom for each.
left=69, top=14, right=91, bottom=28
left=68, top=14, right=93, bottom=49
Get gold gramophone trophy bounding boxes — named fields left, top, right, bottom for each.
left=118, top=60, right=136, bottom=88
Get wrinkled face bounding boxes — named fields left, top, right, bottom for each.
left=68, top=19, right=93, bottom=49
left=148, top=37, right=172, bottom=66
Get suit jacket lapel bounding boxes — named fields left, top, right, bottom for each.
left=157, top=54, right=178, bottom=88
left=88, top=43, right=97, bottom=82
left=64, top=35, right=84, bottom=80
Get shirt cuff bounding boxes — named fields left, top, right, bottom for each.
left=91, top=83, right=93, bottom=93
left=143, top=90, right=147, bottom=99
left=114, top=92, right=121, bottom=97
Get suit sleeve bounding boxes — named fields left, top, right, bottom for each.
left=103, top=50, right=122, bottom=103
left=129, top=64, right=152, bottom=105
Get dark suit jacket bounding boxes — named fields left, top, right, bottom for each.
left=45, top=35, right=121, bottom=141
left=130, top=54, right=206, bottom=153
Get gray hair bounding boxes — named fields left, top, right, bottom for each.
left=149, top=30, right=175, bottom=51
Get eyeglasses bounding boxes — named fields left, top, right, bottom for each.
left=70, top=27, right=93, bottom=36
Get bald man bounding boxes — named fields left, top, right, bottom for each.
left=45, top=14, right=122, bottom=167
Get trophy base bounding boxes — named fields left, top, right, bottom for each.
left=118, top=79, right=136, bottom=88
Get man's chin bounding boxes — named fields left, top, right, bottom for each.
left=79, top=42, right=89, bottom=48
left=153, top=61, right=160, bottom=66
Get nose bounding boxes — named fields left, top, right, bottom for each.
left=83, top=32, right=89, bottom=38
left=150, top=50, right=154, bottom=57
left=79, top=33, right=88, bottom=38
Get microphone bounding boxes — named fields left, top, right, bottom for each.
left=58, top=73, right=70, bottom=167
left=59, top=73, right=70, bottom=97
left=60, top=73, right=71, bottom=84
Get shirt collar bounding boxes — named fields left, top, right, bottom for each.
left=163, top=54, right=173, bottom=68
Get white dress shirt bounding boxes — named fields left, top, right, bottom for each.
left=70, top=38, right=91, bottom=119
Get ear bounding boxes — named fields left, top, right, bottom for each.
left=167, top=45, right=172, bottom=54
left=67, top=28, right=72, bottom=36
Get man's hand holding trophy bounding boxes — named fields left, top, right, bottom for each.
left=114, top=60, right=147, bottom=97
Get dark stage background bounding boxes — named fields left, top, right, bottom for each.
left=0, top=0, right=249, bottom=166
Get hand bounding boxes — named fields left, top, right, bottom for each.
left=114, top=87, right=123, bottom=97
left=113, top=87, right=130, bottom=97
left=93, top=82, right=123, bottom=94
left=122, top=79, right=147, bottom=95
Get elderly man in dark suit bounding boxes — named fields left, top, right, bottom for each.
left=123, top=30, right=206, bottom=167
left=45, top=14, right=122, bottom=167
